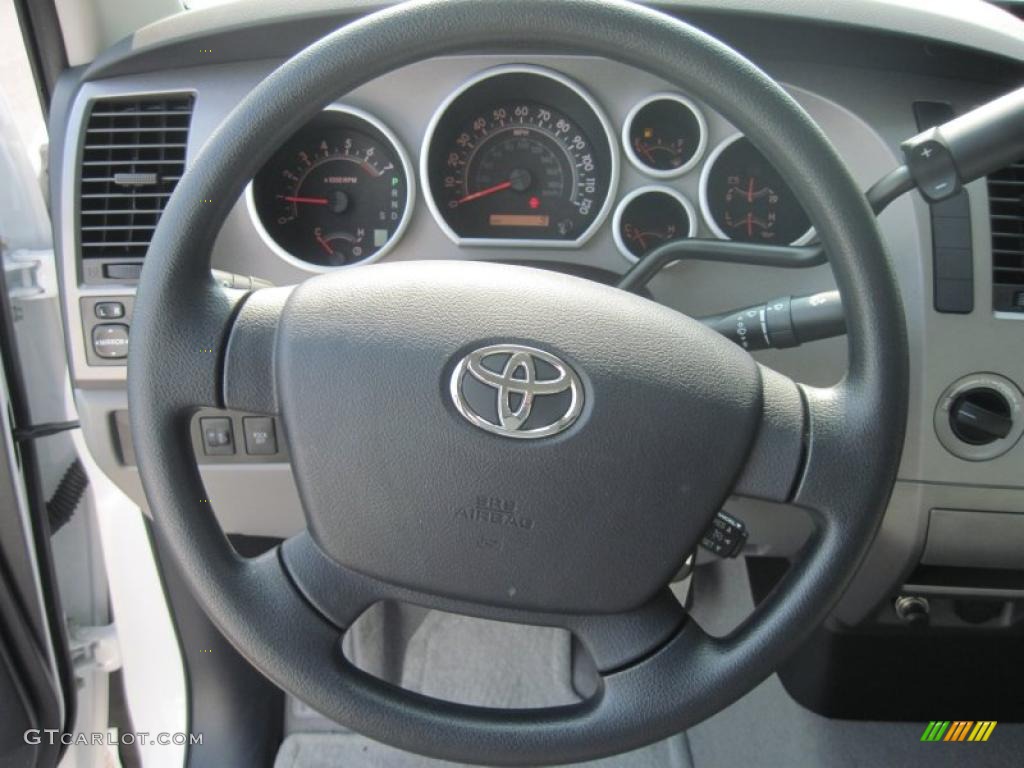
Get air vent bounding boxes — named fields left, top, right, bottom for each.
left=988, top=158, right=1024, bottom=313
left=78, top=95, right=194, bottom=261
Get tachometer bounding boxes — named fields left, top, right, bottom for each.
left=249, top=106, right=413, bottom=268
left=699, top=134, right=813, bottom=246
left=423, top=66, right=617, bottom=246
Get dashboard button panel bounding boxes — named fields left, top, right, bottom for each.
left=200, top=417, right=235, bottom=456
left=81, top=296, right=135, bottom=366
left=94, top=301, right=125, bottom=319
left=190, top=410, right=289, bottom=464
left=243, top=416, right=278, bottom=455
left=91, top=323, right=130, bottom=359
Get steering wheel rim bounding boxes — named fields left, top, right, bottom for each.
left=127, top=0, right=908, bottom=764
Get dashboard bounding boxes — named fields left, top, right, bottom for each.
left=53, top=1, right=1024, bottom=634
left=246, top=63, right=814, bottom=269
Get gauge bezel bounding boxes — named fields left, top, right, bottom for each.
left=245, top=104, right=415, bottom=273
left=420, top=64, right=619, bottom=249
left=612, top=185, right=698, bottom=263
left=698, top=132, right=815, bottom=247
left=622, top=92, right=708, bottom=179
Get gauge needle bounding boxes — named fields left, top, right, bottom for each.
left=283, top=195, right=329, bottom=205
left=455, top=180, right=513, bottom=205
left=634, top=140, right=655, bottom=164
left=315, top=234, right=335, bottom=256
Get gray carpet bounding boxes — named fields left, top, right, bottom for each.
left=274, top=732, right=692, bottom=768
left=276, top=560, right=1024, bottom=767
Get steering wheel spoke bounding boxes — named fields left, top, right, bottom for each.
left=280, top=531, right=688, bottom=672
left=731, top=365, right=806, bottom=503
left=222, top=286, right=292, bottom=415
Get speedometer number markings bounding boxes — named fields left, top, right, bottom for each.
left=423, top=67, right=616, bottom=245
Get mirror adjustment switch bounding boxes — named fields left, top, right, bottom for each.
left=700, top=510, right=748, bottom=558
left=243, top=417, right=277, bottom=455
left=94, top=301, right=125, bottom=319
left=200, top=417, right=235, bottom=455
left=92, top=323, right=130, bottom=359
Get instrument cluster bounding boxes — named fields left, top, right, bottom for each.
left=247, top=64, right=813, bottom=268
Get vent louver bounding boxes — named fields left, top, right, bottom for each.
left=78, top=95, right=194, bottom=261
left=988, top=159, right=1024, bottom=313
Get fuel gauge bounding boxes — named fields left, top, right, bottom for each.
left=613, top=186, right=697, bottom=262
left=624, top=94, right=707, bottom=177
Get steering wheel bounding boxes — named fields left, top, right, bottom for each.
left=127, top=0, right=908, bottom=763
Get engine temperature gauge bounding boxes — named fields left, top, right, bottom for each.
left=613, top=186, right=697, bottom=262
left=699, top=134, right=813, bottom=245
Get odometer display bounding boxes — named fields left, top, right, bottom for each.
left=250, top=108, right=412, bottom=268
left=424, top=68, right=616, bottom=245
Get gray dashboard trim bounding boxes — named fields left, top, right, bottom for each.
left=131, top=0, right=1024, bottom=65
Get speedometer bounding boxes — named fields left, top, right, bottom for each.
left=423, top=66, right=617, bottom=246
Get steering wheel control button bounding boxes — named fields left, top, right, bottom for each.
left=93, top=301, right=125, bottom=319
left=200, top=417, right=235, bottom=456
left=700, top=509, right=748, bottom=558
left=91, top=323, right=130, bottom=359
left=243, top=417, right=278, bottom=455
left=935, top=373, right=1024, bottom=460
left=450, top=344, right=583, bottom=439
left=902, top=130, right=961, bottom=202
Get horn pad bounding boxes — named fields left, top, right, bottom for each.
left=276, top=261, right=761, bottom=614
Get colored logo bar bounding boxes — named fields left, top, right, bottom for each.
left=921, top=721, right=997, bottom=742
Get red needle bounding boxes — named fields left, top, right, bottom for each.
left=636, top=140, right=656, bottom=164
left=456, top=180, right=513, bottom=205
left=315, top=234, right=335, bottom=256
left=747, top=177, right=754, bottom=204
left=284, top=195, right=329, bottom=205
